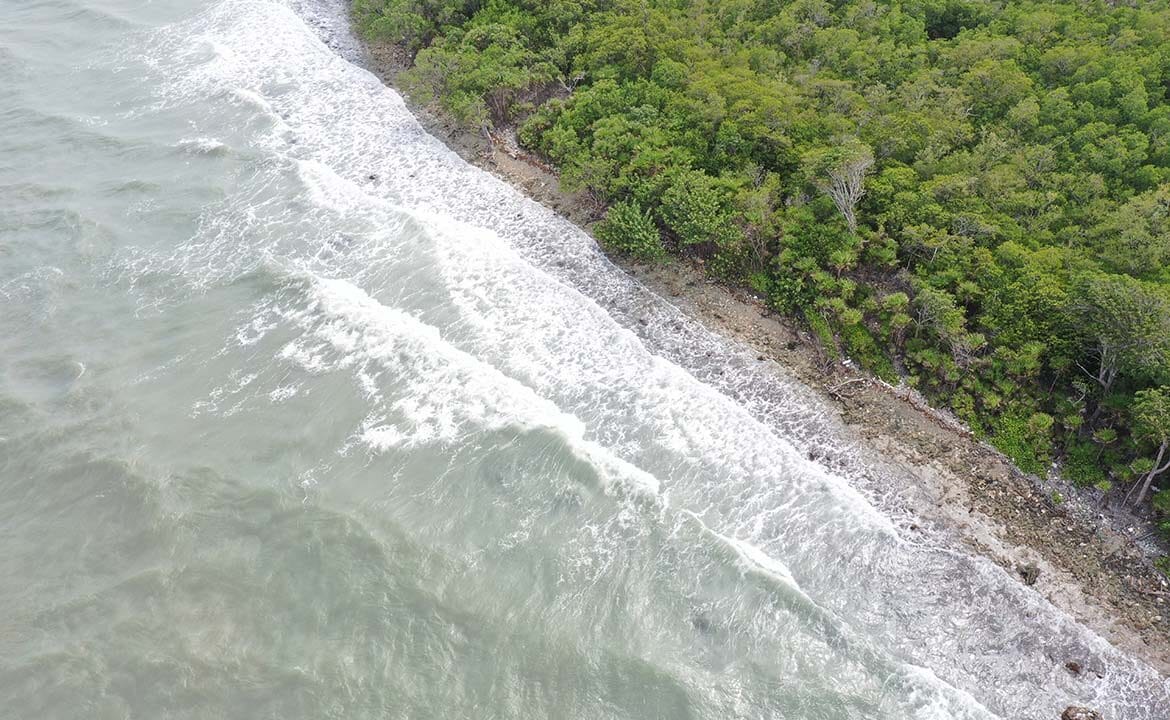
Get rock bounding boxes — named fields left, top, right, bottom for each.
left=1061, top=707, right=1101, bottom=720
left=1019, top=563, right=1041, bottom=586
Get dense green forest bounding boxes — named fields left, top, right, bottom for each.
left=354, top=0, right=1170, bottom=526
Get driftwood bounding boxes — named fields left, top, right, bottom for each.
left=827, top=377, right=869, bottom=399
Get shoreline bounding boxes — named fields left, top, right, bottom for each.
left=355, top=36, right=1170, bottom=675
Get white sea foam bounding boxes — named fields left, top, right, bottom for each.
left=285, top=274, right=662, bottom=497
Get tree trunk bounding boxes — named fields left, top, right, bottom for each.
left=1086, top=362, right=1118, bottom=427
left=1129, top=440, right=1170, bottom=507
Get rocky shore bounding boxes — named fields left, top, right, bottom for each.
left=355, top=35, right=1170, bottom=678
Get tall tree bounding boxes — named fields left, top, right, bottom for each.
left=802, top=139, right=874, bottom=233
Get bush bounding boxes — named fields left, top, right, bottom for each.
left=990, top=409, right=1053, bottom=476
left=355, top=0, right=436, bottom=50
left=767, top=253, right=817, bottom=313
left=805, top=309, right=839, bottom=360
left=1062, top=440, right=1107, bottom=487
left=1153, top=488, right=1170, bottom=515
left=842, top=324, right=896, bottom=381
left=594, top=201, right=664, bottom=261
left=659, top=170, right=733, bottom=247
left=1156, top=556, right=1170, bottom=579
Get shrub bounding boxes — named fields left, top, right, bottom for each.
left=1150, top=485, right=1170, bottom=509
left=805, top=309, right=839, bottom=360
left=1156, top=556, right=1170, bottom=579
left=659, top=170, right=734, bottom=247
left=842, top=324, right=896, bottom=381
left=594, top=201, right=664, bottom=261
left=990, top=409, right=1053, bottom=476
left=356, top=0, right=436, bottom=50
left=1063, top=440, right=1106, bottom=487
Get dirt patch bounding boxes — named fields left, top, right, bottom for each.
left=358, top=36, right=1170, bottom=676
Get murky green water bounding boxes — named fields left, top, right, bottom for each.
left=1, top=1, right=1166, bottom=717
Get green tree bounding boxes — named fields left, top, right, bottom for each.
left=1097, top=185, right=1170, bottom=279
left=1075, top=273, right=1170, bottom=399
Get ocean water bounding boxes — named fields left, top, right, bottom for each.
left=0, top=1, right=1167, bottom=718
